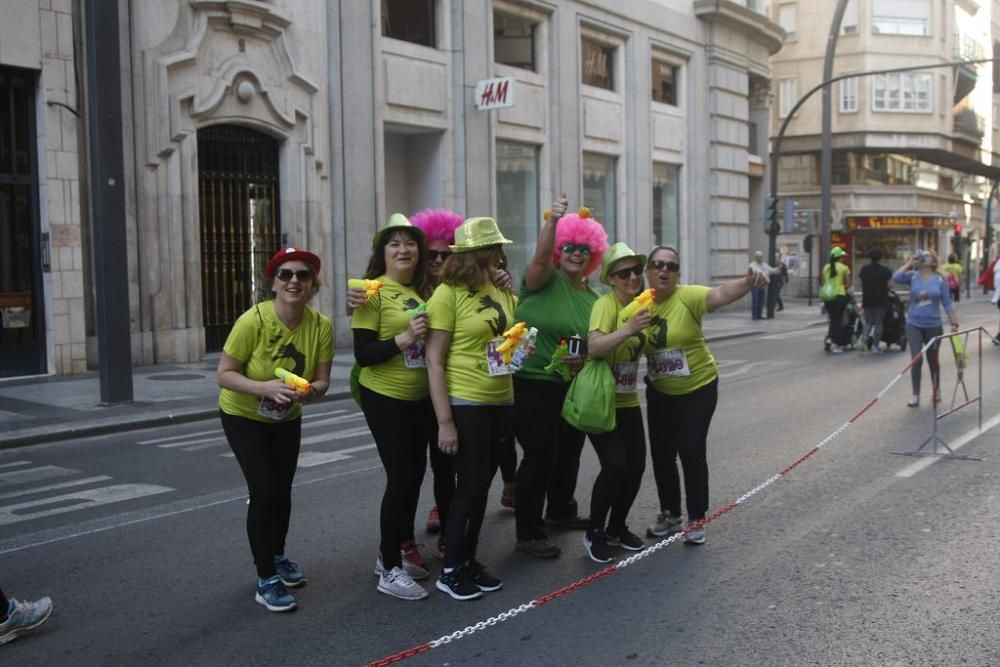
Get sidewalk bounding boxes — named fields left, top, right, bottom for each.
left=0, top=298, right=830, bottom=449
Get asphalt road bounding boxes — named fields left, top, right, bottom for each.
left=2, top=314, right=999, bottom=666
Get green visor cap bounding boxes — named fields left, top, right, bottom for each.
left=372, top=213, right=425, bottom=248
left=830, top=246, right=846, bottom=259
left=599, top=242, right=647, bottom=286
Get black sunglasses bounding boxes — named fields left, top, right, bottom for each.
left=611, top=264, right=644, bottom=280
left=647, top=259, right=680, bottom=273
left=275, top=268, right=314, bottom=282
left=427, top=249, right=452, bottom=262
left=561, top=243, right=591, bottom=256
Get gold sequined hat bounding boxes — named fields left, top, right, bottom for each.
left=449, top=217, right=513, bottom=254
left=599, top=242, right=647, bottom=286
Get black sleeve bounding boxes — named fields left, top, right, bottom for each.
left=353, top=327, right=402, bottom=367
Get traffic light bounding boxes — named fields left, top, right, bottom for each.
left=765, top=196, right=778, bottom=234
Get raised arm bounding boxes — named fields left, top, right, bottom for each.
left=706, top=266, right=766, bottom=313
left=523, top=194, right=567, bottom=292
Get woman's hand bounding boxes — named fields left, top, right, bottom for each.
left=563, top=354, right=585, bottom=377
left=492, top=268, right=514, bottom=292
left=550, top=195, right=568, bottom=221
left=438, top=421, right=459, bottom=455
left=626, top=309, right=651, bottom=334
left=397, top=313, right=428, bottom=350
left=346, top=287, right=368, bottom=311
left=260, top=379, right=299, bottom=405
left=746, top=266, right=768, bottom=289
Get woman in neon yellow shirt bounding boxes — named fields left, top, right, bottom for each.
left=643, top=245, right=768, bottom=546
left=426, top=217, right=518, bottom=601
left=351, top=214, right=435, bottom=601
left=822, top=247, right=852, bottom=353
left=216, top=247, right=332, bottom=612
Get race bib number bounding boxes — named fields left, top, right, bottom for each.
left=647, top=348, right=690, bottom=379
left=257, top=396, right=292, bottom=421
left=403, top=340, right=426, bottom=368
left=485, top=338, right=514, bottom=377
left=612, top=360, right=639, bottom=394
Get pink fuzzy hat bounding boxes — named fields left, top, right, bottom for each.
left=552, top=208, right=609, bottom=277
left=409, top=209, right=464, bottom=244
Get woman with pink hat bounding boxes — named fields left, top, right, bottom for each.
left=216, top=247, right=333, bottom=612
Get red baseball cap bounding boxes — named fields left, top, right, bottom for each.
left=264, top=247, right=321, bottom=278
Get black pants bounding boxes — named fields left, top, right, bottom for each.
left=646, top=379, right=718, bottom=521
left=426, top=422, right=452, bottom=531
left=513, top=377, right=586, bottom=541
left=826, top=295, right=849, bottom=346
left=498, top=433, right=517, bottom=484
left=360, top=385, right=433, bottom=570
left=221, top=411, right=302, bottom=579
left=588, top=406, right=646, bottom=534
left=444, top=404, right=512, bottom=569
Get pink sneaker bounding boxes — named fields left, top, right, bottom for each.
left=401, top=539, right=427, bottom=569
left=425, top=506, right=441, bottom=534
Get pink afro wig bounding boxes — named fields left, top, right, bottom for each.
left=409, top=209, right=464, bottom=244
left=552, top=211, right=609, bottom=277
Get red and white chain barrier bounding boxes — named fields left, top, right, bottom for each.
left=365, top=336, right=947, bottom=667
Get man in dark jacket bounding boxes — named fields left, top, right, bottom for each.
left=859, top=249, right=893, bottom=353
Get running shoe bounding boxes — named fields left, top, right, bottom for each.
left=274, top=554, right=306, bottom=588
left=401, top=540, right=428, bottom=570
left=0, top=596, right=53, bottom=645
left=255, top=575, right=297, bottom=612
left=683, top=521, right=706, bottom=546
left=465, top=561, right=503, bottom=592
left=647, top=511, right=683, bottom=537
left=583, top=529, right=614, bottom=564
left=374, top=554, right=429, bottom=581
left=435, top=567, right=482, bottom=600
left=606, top=526, right=644, bottom=551
left=516, top=538, right=561, bottom=559
left=425, top=506, right=441, bottom=534
left=377, top=566, right=429, bottom=601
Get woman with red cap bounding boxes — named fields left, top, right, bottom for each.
left=216, top=247, right=333, bottom=613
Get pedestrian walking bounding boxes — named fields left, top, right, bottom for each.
left=942, top=253, right=963, bottom=303
left=217, top=247, right=333, bottom=612
left=748, top=251, right=773, bottom=320
left=990, top=257, right=1000, bottom=345
left=513, top=196, right=607, bottom=559
left=893, top=250, right=958, bottom=407
left=821, top=247, right=852, bottom=353
left=859, top=248, right=894, bottom=353
left=0, top=586, right=52, bottom=645
left=644, top=245, right=768, bottom=545
left=352, top=214, right=436, bottom=601
left=775, top=258, right=788, bottom=311
left=426, top=216, right=518, bottom=600
left=582, top=243, right=650, bottom=563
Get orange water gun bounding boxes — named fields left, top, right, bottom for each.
left=347, top=278, right=384, bottom=298
left=621, top=288, right=655, bottom=319
left=496, top=321, right=528, bottom=364
left=275, top=368, right=312, bottom=395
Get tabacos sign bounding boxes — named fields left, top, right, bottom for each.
left=474, top=77, right=516, bottom=110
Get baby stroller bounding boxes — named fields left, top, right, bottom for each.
left=824, top=294, right=862, bottom=352
left=879, top=289, right=907, bottom=351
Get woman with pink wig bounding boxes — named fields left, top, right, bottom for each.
left=512, top=195, right=608, bottom=559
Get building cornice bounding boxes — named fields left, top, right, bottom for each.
left=693, top=0, right=785, bottom=56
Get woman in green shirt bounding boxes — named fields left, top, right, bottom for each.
left=351, top=214, right=435, bottom=601
left=582, top=243, right=651, bottom=563
left=426, top=217, right=518, bottom=600
left=216, top=247, right=333, bottom=612
left=643, top=245, right=767, bottom=546
left=943, top=254, right=963, bottom=303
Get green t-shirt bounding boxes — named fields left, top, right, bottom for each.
left=427, top=282, right=519, bottom=404
left=643, top=285, right=717, bottom=396
left=219, top=300, right=334, bottom=422
left=589, top=291, right=645, bottom=408
left=822, top=262, right=850, bottom=296
left=514, top=269, right=598, bottom=382
left=351, top=276, right=428, bottom=401
left=942, top=263, right=962, bottom=283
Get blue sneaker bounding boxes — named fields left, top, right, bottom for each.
left=0, top=596, right=54, bottom=645
left=255, top=575, right=297, bottom=612
left=275, top=554, right=306, bottom=587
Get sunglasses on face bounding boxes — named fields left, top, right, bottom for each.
left=647, top=259, right=680, bottom=273
left=611, top=264, right=644, bottom=280
left=427, top=250, right=452, bottom=262
left=275, top=269, right=314, bottom=282
left=561, top=243, right=591, bottom=256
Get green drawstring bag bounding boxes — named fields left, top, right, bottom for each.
left=561, top=359, right=616, bottom=434
left=819, top=279, right=838, bottom=302
left=349, top=362, right=362, bottom=407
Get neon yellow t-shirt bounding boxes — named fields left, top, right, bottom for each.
left=351, top=276, right=428, bottom=401
left=643, top=285, right=717, bottom=396
left=822, top=262, right=850, bottom=296
left=219, top=300, right=334, bottom=422
left=942, top=263, right=962, bottom=284
left=589, top=291, right=644, bottom=408
left=427, top=282, right=519, bottom=404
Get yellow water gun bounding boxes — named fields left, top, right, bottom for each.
left=347, top=278, right=384, bottom=298
left=621, top=288, right=655, bottom=319
left=496, top=321, right=528, bottom=364
left=275, top=368, right=312, bottom=395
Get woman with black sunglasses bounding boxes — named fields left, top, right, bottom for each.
left=217, top=247, right=333, bottom=612
left=642, top=245, right=767, bottom=546
left=512, top=195, right=608, bottom=559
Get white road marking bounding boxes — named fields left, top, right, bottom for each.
left=298, top=443, right=376, bottom=468
left=760, top=328, right=821, bottom=341
left=159, top=435, right=224, bottom=449
left=305, top=412, right=365, bottom=428
left=0, top=465, right=78, bottom=487
left=0, top=460, right=31, bottom=469
left=139, top=428, right=220, bottom=445
left=0, top=475, right=112, bottom=501
left=0, top=483, right=174, bottom=526
left=895, top=413, right=1000, bottom=478
left=303, top=408, right=348, bottom=421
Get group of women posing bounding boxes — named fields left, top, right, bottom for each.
left=215, top=195, right=768, bottom=611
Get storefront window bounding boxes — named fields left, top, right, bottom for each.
left=652, top=163, right=679, bottom=247
left=582, top=153, right=616, bottom=241
left=496, top=142, right=539, bottom=284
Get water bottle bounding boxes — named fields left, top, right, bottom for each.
left=510, top=327, right=538, bottom=371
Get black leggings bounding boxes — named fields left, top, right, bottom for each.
left=426, top=423, right=452, bottom=530
left=513, top=377, right=586, bottom=541
left=588, top=406, right=646, bottom=534
left=826, top=295, right=849, bottom=346
left=221, top=411, right=302, bottom=579
left=498, top=433, right=517, bottom=484
left=646, top=379, right=718, bottom=522
left=444, top=404, right=512, bottom=569
left=360, top=385, right=433, bottom=570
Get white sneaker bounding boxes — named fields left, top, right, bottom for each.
left=374, top=554, right=429, bottom=581
left=683, top=521, right=706, bottom=545
left=646, top=511, right=683, bottom=537
left=377, top=566, right=429, bottom=600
